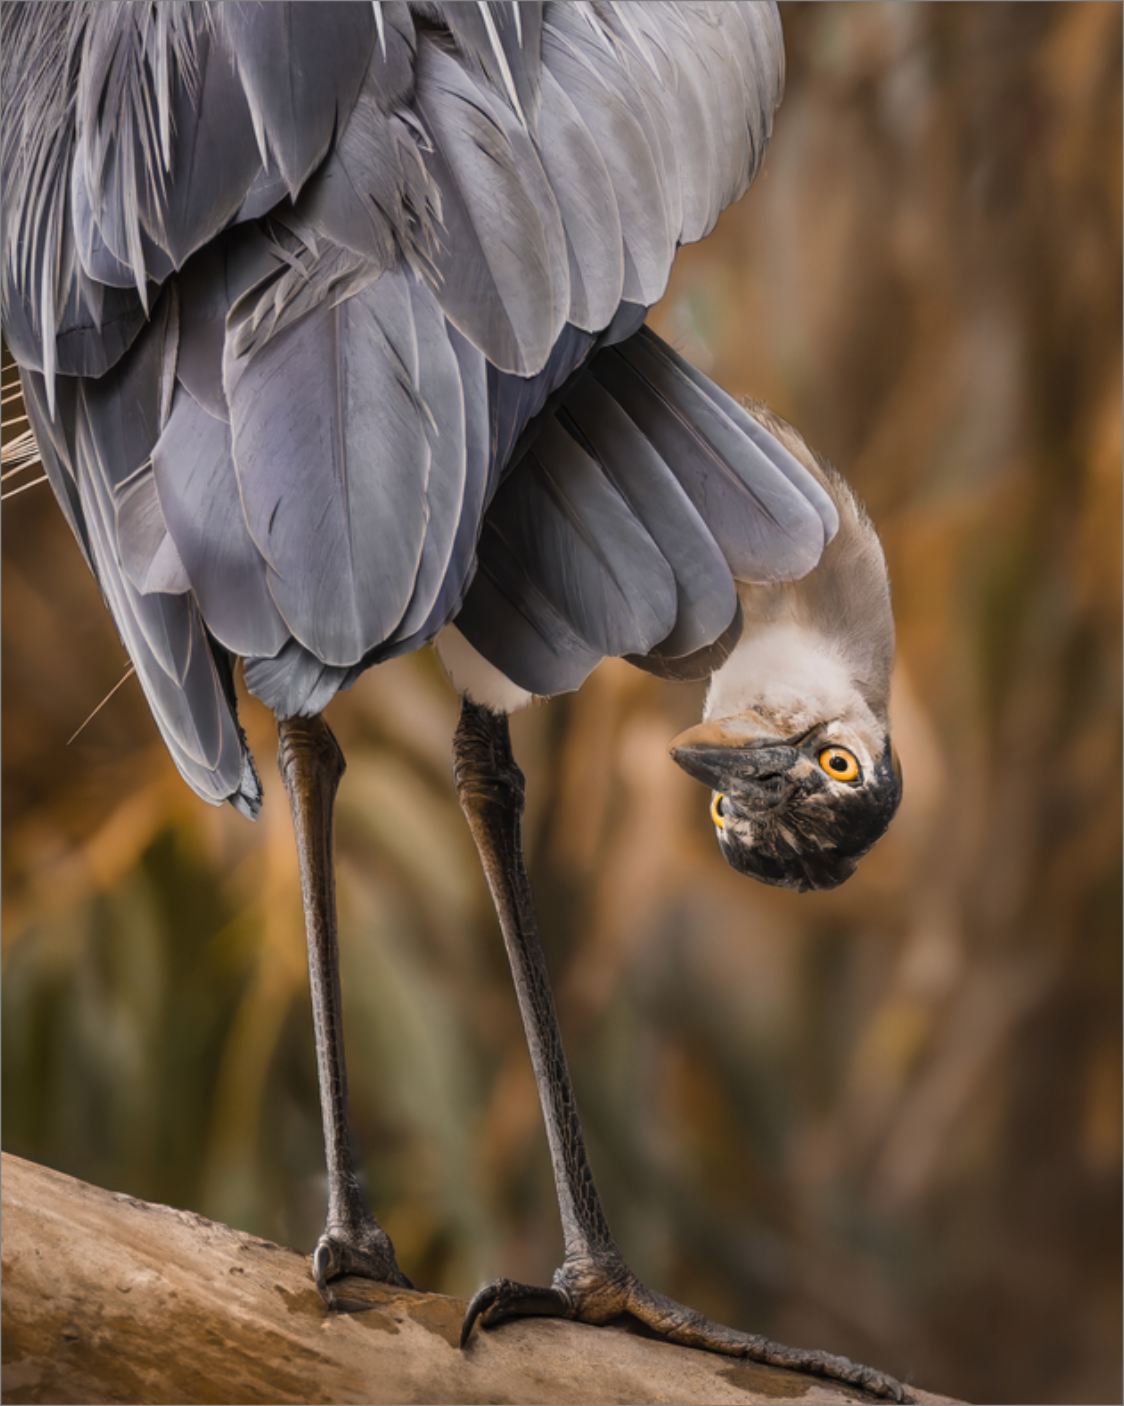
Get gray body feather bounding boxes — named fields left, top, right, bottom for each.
left=1, top=1, right=819, bottom=816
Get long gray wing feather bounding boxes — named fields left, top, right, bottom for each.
left=553, top=376, right=737, bottom=659
left=27, top=299, right=262, bottom=813
left=152, top=386, right=291, bottom=659
left=534, top=64, right=625, bottom=333
left=378, top=320, right=492, bottom=660
left=656, top=344, right=838, bottom=538
left=18, top=369, right=92, bottom=568
left=214, top=4, right=377, bottom=199
left=540, top=10, right=671, bottom=308
left=373, top=275, right=470, bottom=646
left=457, top=413, right=678, bottom=695
left=624, top=331, right=839, bottom=556
left=225, top=266, right=467, bottom=666
left=412, top=29, right=569, bottom=374
left=252, top=313, right=495, bottom=718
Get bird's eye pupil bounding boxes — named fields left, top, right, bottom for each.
left=818, top=746, right=860, bottom=783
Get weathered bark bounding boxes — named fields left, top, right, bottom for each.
left=1, top=1154, right=957, bottom=1406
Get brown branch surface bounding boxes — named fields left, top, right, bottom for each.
left=0, top=1154, right=957, bottom=1406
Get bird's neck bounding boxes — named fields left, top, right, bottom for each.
left=704, top=455, right=894, bottom=742
left=703, top=615, right=875, bottom=736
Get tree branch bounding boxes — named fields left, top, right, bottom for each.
left=1, top=1153, right=956, bottom=1405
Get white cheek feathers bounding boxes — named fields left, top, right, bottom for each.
left=705, top=624, right=850, bottom=723
left=703, top=622, right=882, bottom=756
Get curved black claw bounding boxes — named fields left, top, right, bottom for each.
left=461, top=1259, right=913, bottom=1403
left=313, top=1220, right=413, bottom=1311
left=461, top=1276, right=573, bottom=1346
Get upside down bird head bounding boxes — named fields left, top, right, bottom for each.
left=670, top=408, right=902, bottom=893
left=672, top=712, right=901, bottom=892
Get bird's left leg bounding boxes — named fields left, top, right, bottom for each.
left=452, top=698, right=912, bottom=1403
left=278, top=714, right=412, bottom=1307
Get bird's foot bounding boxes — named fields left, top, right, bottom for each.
left=313, top=1215, right=413, bottom=1311
left=462, top=1252, right=913, bottom=1402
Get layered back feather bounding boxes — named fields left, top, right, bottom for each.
left=1, top=1, right=832, bottom=816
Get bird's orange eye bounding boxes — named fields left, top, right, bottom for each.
left=710, top=793, right=727, bottom=829
left=818, top=746, right=860, bottom=783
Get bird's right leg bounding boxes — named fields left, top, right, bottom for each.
left=278, top=714, right=412, bottom=1306
left=452, top=699, right=911, bottom=1403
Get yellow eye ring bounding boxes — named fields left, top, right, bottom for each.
left=710, top=792, right=726, bottom=829
left=818, top=746, right=860, bottom=783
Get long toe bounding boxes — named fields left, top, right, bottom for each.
left=463, top=1257, right=913, bottom=1404
left=610, top=1278, right=912, bottom=1403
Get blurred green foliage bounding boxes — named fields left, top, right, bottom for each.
left=3, top=6, right=1120, bottom=1402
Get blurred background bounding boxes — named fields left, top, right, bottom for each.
left=3, top=5, right=1120, bottom=1402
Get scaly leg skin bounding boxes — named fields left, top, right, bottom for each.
left=279, top=714, right=412, bottom=1309
left=452, top=698, right=912, bottom=1404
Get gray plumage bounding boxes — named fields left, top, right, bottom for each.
left=0, top=9, right=911, bottom=1390
left=2, top=0, right=800, bottom=817
left=457, top=328, right=837, bottom=696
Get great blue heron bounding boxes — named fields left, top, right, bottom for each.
left=2, top=2, right=905, bottom=1398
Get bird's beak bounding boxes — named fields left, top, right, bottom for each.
left=672, top=719, right=787, bottom=776
left=669, top=719, right=797, bottom=795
